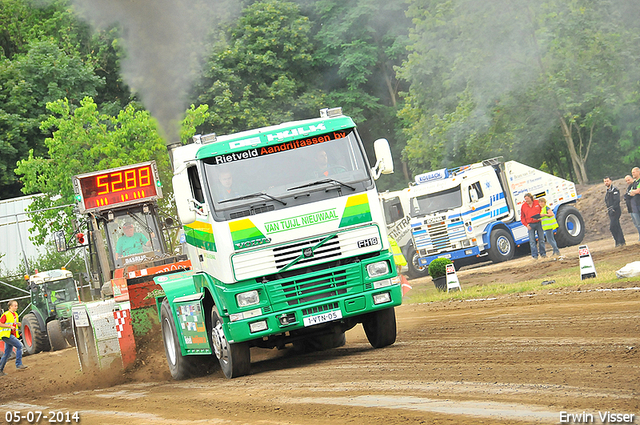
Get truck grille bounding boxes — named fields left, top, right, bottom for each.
left=427, top=222, right=451, bottom=250
left=232, top=225, right=381, bottom=280
left=266, top=267, right=361, bottom=310
left=273, top=235, right=341, bottom=270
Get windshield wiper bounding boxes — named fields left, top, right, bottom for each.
left=288, top=178, right=356, bottom=192
left=220, top=192, right=286, bottom=206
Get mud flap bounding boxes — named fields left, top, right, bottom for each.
left=155, top=271, right=212, bottom=356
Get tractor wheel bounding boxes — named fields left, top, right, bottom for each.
left=47, top=320, right=68, bottom=351
left=21, top=313, right=50, bottom=355
left=363, top=307, right=397, bottom=348
left=211, top=308, right=250, bottom=379
left=160, top=299, right=214, bottom=380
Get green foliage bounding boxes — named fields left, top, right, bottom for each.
left=0, top=39, right=103, bottom=196
left=427, top=257, right=452, bottom=279
left=15, top=97, right=171, bottom=245
left=195, top=0, right=323, bottom=134
left=398, top=0, right=640, bottom=183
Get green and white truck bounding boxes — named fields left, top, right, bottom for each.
left=156, top=108, right=403, bottom=379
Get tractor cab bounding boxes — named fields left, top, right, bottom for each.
left=96, top=204, right=170, bottom=271
left=28, top=269, right=80, bottom=317
left=22, top=269, right=80, bottom=355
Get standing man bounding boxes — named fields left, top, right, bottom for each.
left=0, top=300, right=28, bottom=376
left=604, top=177, right=625, bottom=247
left=521, top=193, right=546, bottom=259
left=627, top=167, right=640, bottom=240
left=623, top=175, right=634, bottom=215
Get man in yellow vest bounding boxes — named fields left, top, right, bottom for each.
left=538, top=198, right=561, bottom=257
left=0, top=300, right=28, bottom=376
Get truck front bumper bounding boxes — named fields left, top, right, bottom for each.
left=417, top=246, right=482, bottom=267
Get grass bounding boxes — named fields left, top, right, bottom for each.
left=402, top=258, right=639, bottom=304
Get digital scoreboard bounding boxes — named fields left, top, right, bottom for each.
left=73, top=161, right=163, bottom=213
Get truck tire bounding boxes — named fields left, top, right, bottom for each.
left=160, top=299, right=214, bottom=380
left=554, top=205, right=585, bottom=247
left=363, top=307, right=397, bottom=348
left=404, top=245, right=429, bottom=280
left=211, top=308, right=250, bottom=379
left=487, top=228, right=515, bottom=263
left=21, top=313, right=50, bottom=355
left=47, top=319, right=68, bottom=351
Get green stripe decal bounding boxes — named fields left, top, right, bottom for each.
left=339, top=193, right=372, bottom=228
left=184, top=221, right=216, bottom=251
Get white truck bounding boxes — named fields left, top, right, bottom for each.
left=379, top=189, right=428, bottom=279
left=409, top=158, right=585, bottom=268
left=155, top=108, right=403, bottom=379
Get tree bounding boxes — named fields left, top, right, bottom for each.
left=194, top=0, right=323, bottom=135
left=304, top=0, right=412, bottom=188
left=398, top=0, right=640, bottom=183
left=0, top=40, right=104, bottom=198
left=14, top=97, right=208, bottom=246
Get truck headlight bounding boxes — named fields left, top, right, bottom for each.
left=236, top=290, right=259, bottom=307
left=366, top=261, right=389, bottom=278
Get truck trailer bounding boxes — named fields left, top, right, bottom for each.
left=155, top=107, right=402, bottom=379
left=409, top=158, right=585, bottom=268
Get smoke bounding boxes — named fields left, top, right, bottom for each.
left=71, top=0, right=239, bottom=144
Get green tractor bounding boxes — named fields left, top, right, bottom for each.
left=21, top=269, right=80, bottom=354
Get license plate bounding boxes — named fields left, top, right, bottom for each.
left=303, top=310, right=343, bottom=327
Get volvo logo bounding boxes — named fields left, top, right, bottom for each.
left=303, top=247, right=314, bottom=258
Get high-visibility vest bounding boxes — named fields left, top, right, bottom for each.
left=540, top=206, right=559, bottom=231
left=0, top=311, right=19, bottom=339
left=389, top=237, right=407, bottom=267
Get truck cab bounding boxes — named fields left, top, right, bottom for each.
left=158, top=108, right=402, bottom=379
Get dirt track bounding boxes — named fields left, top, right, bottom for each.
left=0, top=235, right=638, bottom=424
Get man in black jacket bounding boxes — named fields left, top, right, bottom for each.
left=604, top=177, right=625, bottom=247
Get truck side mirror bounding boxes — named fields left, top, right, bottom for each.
left=173, top=172, right=197, bottom=225
left=372, top=138, right=394, bottom=179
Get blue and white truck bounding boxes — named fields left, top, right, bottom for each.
left=409, top=158, right=585, bottom=267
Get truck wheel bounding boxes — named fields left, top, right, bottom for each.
left=160, top=299, right=213, bottom=380
left=363, top=307, right=397, bottom=348
left=487, top=228, right=515, bottom=263
left=404, top=245, right=429, bottom=279
left=211, top=308, right=250, bottom=379
left=555, top=205, right=585, bottom=247
left=21, top=313, right=50, bottom=355
left=47, top=319, right=68, bottom=351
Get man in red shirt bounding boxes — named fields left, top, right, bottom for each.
left=520, top=193, right=546, bottom=259
left=0, top=299, right=28, bottom=376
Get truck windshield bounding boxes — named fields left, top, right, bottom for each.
left=411, top=186, right=462, bottom=217
left=203, top=129, right=373, bottom=221
left=47, top=278, right=78, bottom=303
